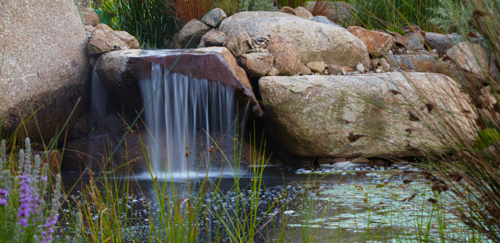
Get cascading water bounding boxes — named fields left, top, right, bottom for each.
left=139, top=62, right=246, bottom=178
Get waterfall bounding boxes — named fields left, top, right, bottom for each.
left=139, top=63, right=245, bottom=178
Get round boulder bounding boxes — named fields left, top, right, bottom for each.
left=266, top=36, right=301, bottom=76
left=239, top=52, right=274, bottom=77
left=219, top=11, right=369, bottom=68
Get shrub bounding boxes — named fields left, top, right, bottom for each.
left=167, top=0, right=216, bottom=26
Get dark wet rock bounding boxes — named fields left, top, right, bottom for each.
left=223, top=26, right=253, bottom=57
left=202, top=8, right=227, bottom=28
left=258, top=73, right=476, bottom=158
left=348, top=26, right=395, bottom=57
left=177, top=19, right=211, bottom=48
left=62, top=131, right=149, bottom=172
left=0, top=0, right=90, bottom=142
left=219, top=11, right=369, bottom=68
left=266, top=36, right=301, bottom=76
left=238, top=52, right=274, bottom=78
left=96, top=48, right=262, bottom=119
left=69, top=115, right=91, bottom=139
left=201, top=29, right=227, bottom=47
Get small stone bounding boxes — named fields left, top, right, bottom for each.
left=371, top=58, right=380, bottom=67
left=201, top=8, right=227, bottom=28
left=388, top=50, right=393, bottom=55
left=327, top=64, right=343, bottom=75
left=95, top=23, right=114, bottom=32
left=376, top=68, right=382, bottom=73
left=110, top=31, right=140, bottom=49
left=298, top=63, right=312, bottom=75
left=201, top=29, right=226, bottom=47
left=348, top=26, right=396, bottom=57
left=239, top=52, right=274, bottom=78
left=406, top=32, right=425, bottom=50
left=177, top=19, right=211, bottom=48
left=379, top=58, right=391, bottom=71
left=306, top=61, right=325, bottom=73
left=279, top=6, right=296, bottom=15
left=78, top=5, right=99, bottom=26
left=267, top=66, right=280, bottom=76
left=295, top=6, right=313, bottom=20
left=356, top=63, right=365, bottom=72
left=223, top=26, right=252, bottom=57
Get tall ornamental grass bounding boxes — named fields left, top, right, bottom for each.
left=96, top=0, right=178, bottom=49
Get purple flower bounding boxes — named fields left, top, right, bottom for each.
left=40, top=213, right=58, bottom=243
left=17, top=174, right=39, bottom=227
left=40, top=176, right=47, bottom=182
left=0, top=188, right=8, bottom=206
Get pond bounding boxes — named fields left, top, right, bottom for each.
left=59, top=165, right=489, bottom=242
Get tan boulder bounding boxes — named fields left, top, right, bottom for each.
left=77, top=5, right=99, bottom=26
left=348, top=26, right=395, bottom=57
left=259, top=73, right=476, bottom=158
left=279, top=6, right=297, bottom=15
left=298, top=64, right=312, bottom=75
left=95, top=23, right=114, bottom=32
left=327, top=64, right=343, bottom=75
left=219, top=11, right=369, bottom=68
left=266, top=36, right=301, bottom=76
left=88, top=32, right=129, bottom=55
left=307, top=61, right=325, bottom=73
left=239, top=52, right=274, bottom=77
left=201, top=29, right=226, bottom=47
left=110, top=31, right=140, bottom=49
left=177, top=19, right=211, bottom=48
left=201, top=8, right=227, bottom=28
left=223, top=26, right=252, bottom=57
left=0, top=0, right=90, bottom=142
left=295, top=6, right=313, bottom=20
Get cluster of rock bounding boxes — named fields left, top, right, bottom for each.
left=77, top=6, right=141, bottom=65
left=169, top=7, right=487, bottom=167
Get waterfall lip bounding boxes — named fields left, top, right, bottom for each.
left=96, top=47, right=263, bottom=119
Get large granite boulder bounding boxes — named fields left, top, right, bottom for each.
left=0, top=0, right=90, bottom=142
left=96, top=47, right=262, bottom=119
left=259, top=73, right=475, bottom=158
left=219, top=11, right=369, bottom=68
